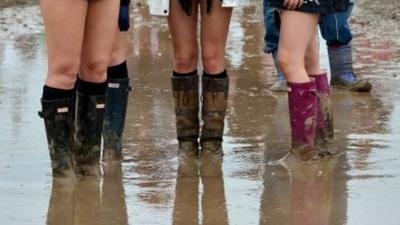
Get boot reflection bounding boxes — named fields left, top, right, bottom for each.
left=101, top=162, right=129, bottom=225
left=200, top=155, right=229, bottom=225
left=172, top=150, right=229, bottom=225
left=46, top=180, right=75, bottom=225
left=47, top=162, right=128, bottom=225
left=260, top=159, right=338, bottom=225
left=172, top=156, right=199, bottom=225
left=73, top=177, right=102, bottom=225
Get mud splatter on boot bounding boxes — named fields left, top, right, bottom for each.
left=287, top=80, right=319, bottom=161
left=200, top=73, right=229, bottom=162
left=74, top=92, right=105, bottom=176
left=103, top=77, right=131, bottom=161
left=310, top=73, right=336, bottom=157
left=171, top=72, right=200, bottom=176
left=39, top=98, right=76, bottom=180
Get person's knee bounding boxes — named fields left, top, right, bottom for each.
left=174, top=50, right=197, bottom=72
left=277, top=50, right=292, bottom=74
left=277, top=50, right=303, bottom=76
left=48, top=60, right=80, bottom=88
left=80, top=59, right=109, bottom=82
left=202, top=48, right=225, bottom=73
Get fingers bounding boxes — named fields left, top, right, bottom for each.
left=298, top=0, right=305, bottom=8
left=283, top=0, right=304, bottom=10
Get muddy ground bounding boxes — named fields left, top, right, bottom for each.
left=1, top=0, right=400, bottom=225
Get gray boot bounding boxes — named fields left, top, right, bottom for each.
left=328, top=44, right=372, bottom=92
left=171, top=74, right=200, bottom=158
left=200, top=75, right=229, bottom=157
left=39, top=98, right=76, bottom=179
left=270, top=51, right=287, bottom=92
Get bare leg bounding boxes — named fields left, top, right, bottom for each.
left=40, top=0, right=87, bottom=89
left=109, top=31, right=127, bottom=67
left=168, top=0, right=199, bottom=73
left=200, top=1, right=232, bottom=74
left=278, top=11, right=319, bottom=83
left=305, top=33, right=325, bottom=75
left=79, top=0, right=119, bottom=83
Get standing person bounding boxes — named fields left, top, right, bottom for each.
left=264, top=0, right=371, bottom=92
left=103, top=0, right=132, bottom=161
left=38, top=0, right=119, bottom=178
left=268, top=0, right=348, bottom=161
left=167, top=0, right=233, bottom=160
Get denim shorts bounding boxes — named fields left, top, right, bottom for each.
left=268, top=0, right=349, bottom=14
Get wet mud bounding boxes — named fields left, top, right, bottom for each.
left=1, top=0, right=400, bottom=225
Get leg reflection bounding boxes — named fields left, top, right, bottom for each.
left=172, top=156, right=199, bottom=225
left=200, top=154, right=229, bottom=225
left=172, top=145, right=229, bottom=225
left=260, top=159, right=338, bottom=225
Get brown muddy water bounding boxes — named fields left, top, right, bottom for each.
left=1, top=1, right=400, bottom=225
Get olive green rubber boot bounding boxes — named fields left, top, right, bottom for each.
left=39, top=97, right=76, bottom=179
left=74, top=92, right=105, bottom=176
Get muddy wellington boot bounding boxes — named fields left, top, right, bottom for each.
left=103, top=77, right=131, bottom=161
left=287, top=80, right=318, bottom=161
left=74, top=79, right=107, bottom=176
left=39, top=97, right=76, bottom=179
left=309, top=73, right=335, bottom=156
left=171, top=71, right=200, bottom=162
left=200, top=72, right=229, bottom=159
left=328, top=44, right=372, bottom=92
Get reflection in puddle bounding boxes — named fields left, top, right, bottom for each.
left=1, top=1, right=400, bottom=225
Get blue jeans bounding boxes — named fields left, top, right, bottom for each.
left=263, top=0, right=354, bottom=53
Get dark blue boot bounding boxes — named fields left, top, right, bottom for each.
left=103, top=77, right=131, bottom=160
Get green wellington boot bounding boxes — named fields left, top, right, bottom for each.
left=39, top=97, right=76, bottom=179
left=74, top=92, right=105, bottom=176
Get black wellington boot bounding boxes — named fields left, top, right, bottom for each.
left=74, top=92, right=105, bottom=176
left=39, top=97, right=76, bottom=180
left=103, top=77, right=131, bottom=161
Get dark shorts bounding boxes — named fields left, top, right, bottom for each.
left=268, top=0, right=349, bottom=14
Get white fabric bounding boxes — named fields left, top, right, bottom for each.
left=148, top=0, right=251, bottom=16
left=149, top=0, right=170, bottom=16
left=222, top=0, right=250, bottom=7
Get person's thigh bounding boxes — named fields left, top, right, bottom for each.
left=319, top=3, right=354, bottom=45
left=40, top=0, right=87, bottom=89
left=200, top=1, right=232, bottom=74
left=79, top=0, right=119, bottom=82
left=279, top=11, right=319, bottom=82
left=168, top=0, right=199, bottom=73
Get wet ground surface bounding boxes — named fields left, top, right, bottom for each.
left=1, top=1, right=400, bottom=225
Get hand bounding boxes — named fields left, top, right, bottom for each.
left=118, top=5, right=130, bottom=32
left=283, top=0, right=304, bottom=10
